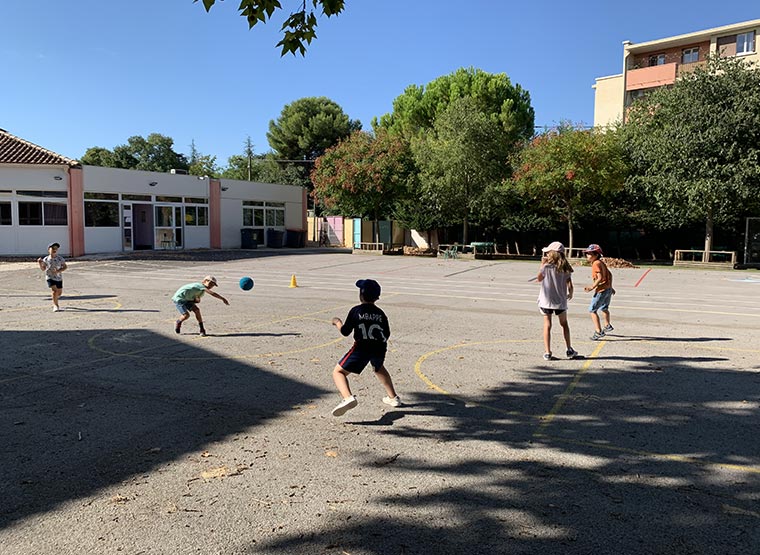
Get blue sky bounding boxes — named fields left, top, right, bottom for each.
left=2, top=1, right=757, bottom=165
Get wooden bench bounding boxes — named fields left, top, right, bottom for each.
left=674, top=249, right=736, bottom=267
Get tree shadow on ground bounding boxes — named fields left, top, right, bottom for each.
left=1, top=329, right=327, bottom=530
left=248, top=355, right=760, bottom=555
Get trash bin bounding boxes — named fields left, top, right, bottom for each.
left=286, top=229, right=306, bottom=248
left=241, top=228, right=257, bottom=249
left=266, top=228, right=284, bottom=248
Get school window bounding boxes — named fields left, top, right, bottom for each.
left=681, top=47, right=699, bottom=64
left=18, top=202, right=41, bottom=225
left=44, top=203, right=68, bottom=225
left=84, top=192, right=119, bottom=200
left=16, top=190, right=68, bottom=198
left=0, top=202, right=11, bottom=225
left=243, top=201, right=265, bottom=227
left=243, top=207, right=264, bottom=227
left=18, top=201, right=66, bottom=225
left=265, top=207, right=285, bottom=227
left=737, top=31, right=755, bottom=54
left=84, top=201, right=119, bottom=227
left=185, top=206, right=209, bottom=226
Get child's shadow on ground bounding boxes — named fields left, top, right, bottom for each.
left=203, top=332, right=302, bottom=338
left=349, top=409, right=411, bottom=427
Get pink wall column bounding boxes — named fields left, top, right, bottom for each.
left=68, top=167, right=85, bottom=257
left=209, top=178, right=222, bottom=249
left=302, top=187, right=308, bottom=231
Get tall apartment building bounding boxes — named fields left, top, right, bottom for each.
left=593, top=19, right=760, bottom=126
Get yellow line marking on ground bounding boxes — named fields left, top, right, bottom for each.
left=414, top=339, right=760, bottom=475
left=414, top=339, right=538, bottom=417
left=87, top=302, right=353, bottom=360
left=537, top=435, right=760, bottom=475
left=533, top=341, right=606, bottom=436
left=87, top=333, right=343, bottom=360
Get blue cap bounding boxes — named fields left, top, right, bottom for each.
left=355, top=279, right=381, bottom=301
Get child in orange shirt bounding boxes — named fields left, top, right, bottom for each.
left=583, top=244, right=614, bottom=340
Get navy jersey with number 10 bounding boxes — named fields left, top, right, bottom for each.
left=339, top=303, right=390, bottom=349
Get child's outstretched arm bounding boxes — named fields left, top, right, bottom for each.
left=36, top=257, right=47, bottom=271
left=208, top=291, right=229, bottom=305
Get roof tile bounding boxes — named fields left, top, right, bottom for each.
left=0, top=129, right=79, bottom=166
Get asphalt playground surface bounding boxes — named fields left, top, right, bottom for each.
left=1, top=250, right=759, bottom=555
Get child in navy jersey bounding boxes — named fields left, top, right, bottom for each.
left=330, top=279, right=401, bottom=416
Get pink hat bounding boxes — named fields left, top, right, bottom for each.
left=584, top=244, right=603, bottom=256
left=541, top=241, right=565, bottom=253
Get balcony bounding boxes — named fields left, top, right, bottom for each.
left=626, top=62, right=677, bottom=91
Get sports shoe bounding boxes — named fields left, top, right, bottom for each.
left=199, top=330, right=207, bottom=337
left=332, top=395, right=358, bottom=417
left=566, top=348, right=579, bottom=359
left=543, top=353, right=553, bottom=361
left=52, top=306, right=61, bottom=312
left=590, top=331, right=605, bottom=340
left=175, top=321, right=182, bottom=334
left=603, top=324, right=614, bottom=333
left=383, top=395, right=402, bottom=408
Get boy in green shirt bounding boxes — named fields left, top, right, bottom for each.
left=172, top=275, right=229, bottom=336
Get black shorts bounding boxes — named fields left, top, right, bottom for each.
left=338, top=343, right=387, bottom=374
left=539, top=307, right=566, bottom=315
left=47, top=279, right=63, bottom=289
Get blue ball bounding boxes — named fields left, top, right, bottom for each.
left=239, top=277, right=254, bottom=291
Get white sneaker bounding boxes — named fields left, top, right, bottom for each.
left=52, top=306, right=61, bottom=312
left=382, top=396, right=402, bottom=408
left=332, top=395, right=358, bottom=417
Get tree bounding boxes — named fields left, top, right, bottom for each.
left=375, top=67, right=535, bottom=147
left=82, top=134, right=189, bottom=172
left=412, top=97, right=511, bottom=244
left=80, top=147, right=115, bottom=167
left=623, top=54, right=760, bottom=260
left=223, top=152, right=304, bottom=185
left=511, top=123, right=627, bottom=250
left=195, top=0, right=345, bottom=56
left=311, top=129, right=415, bottom=240
left=188, top=139, right=220, bottom=177
left=268, top=96, right=361, bottom=161
left=81, top=134, right=188, bottom=172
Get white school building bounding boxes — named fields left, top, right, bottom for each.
left=0, top=129, right=306, bottom=257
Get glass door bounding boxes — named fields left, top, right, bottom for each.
left=122, top=203, right=133, bottom=251
left=154, top=204, right=183, bottom=249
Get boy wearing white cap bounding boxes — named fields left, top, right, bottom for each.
left=172, top=275, right=229, bottom=337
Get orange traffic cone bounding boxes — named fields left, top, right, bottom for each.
left=289, top=274, right=298, bottom=288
